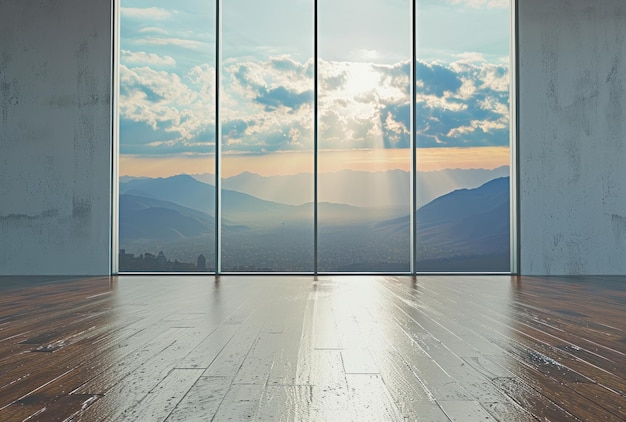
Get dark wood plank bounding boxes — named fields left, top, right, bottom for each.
left=0, top=275, right=624, bottom=421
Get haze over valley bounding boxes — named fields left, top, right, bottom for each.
left=119, top=168, right=510, bottom=272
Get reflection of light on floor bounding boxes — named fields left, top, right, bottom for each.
left=11, top=275, right=622, bottom=420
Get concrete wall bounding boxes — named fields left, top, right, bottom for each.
left=519, top=0, right=626, bottom=274
left=0, top=0, right=112, bottom=275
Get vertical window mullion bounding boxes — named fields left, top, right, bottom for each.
left=215, top=0, right=222, bottom=275
left=411, top=0, right=417, bottom=275
left=512, top=0, right=519, bottom=274
left=313, top=0, right=319, bottom=275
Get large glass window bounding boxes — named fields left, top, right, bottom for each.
left=220, top=0, right=314, bottom=272
left=317, top=0, right=412, bottom=272
left=118, top=0, right=216, bottom=272
left=116, top=0, right=513, bottom=274
left=414, top=0, right=511, bottom=272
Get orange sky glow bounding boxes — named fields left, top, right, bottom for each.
left=120, top=146, right=510, bottom=178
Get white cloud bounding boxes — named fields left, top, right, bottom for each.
left=120, top=64, right=215, bottom=143
left=385, top=111, right=408, bottom=135
left=452, top=61, right=509, bottom=93
left=418, top=93, right=468, bottom=112
left=121, top=7, right=173, bottom=20
left=449, top=0, right=508, bottom=9
left=453, top=52, right=487, bottom=64
left=478, top=66, right=509, bottom=92
left=121, top=50, right=176, bottom=67
left=119, top=54, right=510, bottom=154
left=138, top=27, right=170, bottom=35
left=447, top=118, right=508, bottom=138
left=349, top=49, right=380, bottom=61
left=135, top=37, right=209, bottom=51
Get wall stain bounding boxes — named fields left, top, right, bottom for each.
left=72, top=198, right=91, bottom=220
left=611, top=214, right=626, bottom=244
left=606, top=55, right=624, bottom=149
left=0, top=209, right=60, bottom=221
left=75, top=40, right=98, bottom=164
left=0, top=51, right=19, bottom=128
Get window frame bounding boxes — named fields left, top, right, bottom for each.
left=111, top=0, right=519, bottom=276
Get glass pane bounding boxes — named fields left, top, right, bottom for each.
left=317, top=0, right=412, bottom=272
left=220, top=0, right=314, bottom=272
left=118, top=0, right=216, bottom=271
left=415, top=0, right=511, bottom=271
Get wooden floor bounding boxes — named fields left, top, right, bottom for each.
left=0, top=275, right=625, bottom=421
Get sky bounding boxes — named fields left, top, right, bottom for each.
left=118, top=0, right=511, bottom=176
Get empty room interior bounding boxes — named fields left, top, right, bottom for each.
left=1, top=0, right=626, bottom=421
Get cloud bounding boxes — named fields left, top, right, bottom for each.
left=222, top=119, right=250, bottom=140
left=381, top=103, right=410, bottom=148
left=118, top=63, right=216, bottom=154
left=138, top=27, right=170, bottom=35
left=416, top=61, right=463, bottom=97
left=255, top=86, right=313, bottom=112
left=121, top=50, right=176, bottom=67
left=119, top=54, right=510, bottom=156
left=349, top=49, right=381, bottom=61
left=215, top=58, right=315, bottom=153
left=414, top=58, right=510, bottom=147
left=316, top=61, right=411, bottom=149
left=454, top=52, right=488, bottom=64
left=121, top=7, right=173, bottom=20
left=448, top=0, right=508, bottom=9
left=321, top=71, right=348, bottom=91
left=135, top=37, right=209, bottom=51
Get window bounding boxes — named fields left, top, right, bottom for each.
left=117, top=0, right=216, bottom=272
left=317, top=0, right=411, bottom=272
left=415, top=1, right=512, bottom=272
left=220, top=0, right=314, bottom=272
left=115, top=0, right=513, bottom=274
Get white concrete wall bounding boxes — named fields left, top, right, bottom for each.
left=0, top=0, right=112, bottom=275
left=519, top=0, right=626, bottom=274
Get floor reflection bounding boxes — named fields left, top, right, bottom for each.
left=1, top=275, right=624, bottom=421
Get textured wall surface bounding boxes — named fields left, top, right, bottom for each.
left=519, top=0, right=626, bottom=274
left=0, top=0, right=112, bottom=275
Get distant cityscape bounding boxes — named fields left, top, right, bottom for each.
left=119, top=249, right=275, bottom=272
left=119, top=249, right=211, bottom=272
left=119, top=173, right=511, bottom=273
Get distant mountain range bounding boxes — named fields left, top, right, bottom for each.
left=184, top=166, right=509, bottom=208
left=377, top=176, right=510, bottom=271
left=119, top=173, right=510, bottom=272
left=120, top=174, right=392, bottom=227
left=120, top=194, right=215, bottom=242
left=121, top=175, right=285, bottom=221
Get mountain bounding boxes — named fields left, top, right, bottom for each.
left=119, top=175, right=150, bottom=183
left=377, top=177, right=510, bottom=270
left=119, top=194, right=215, bottom=242
left=120, top=174, right=216, bottom=214
left=120, top=175, right=391, bottom=226
left=120, top=174, right=290, bottom=220
left=191, top=166, right=509, bottom=209
left=119, top=175, right=510, bottom=272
